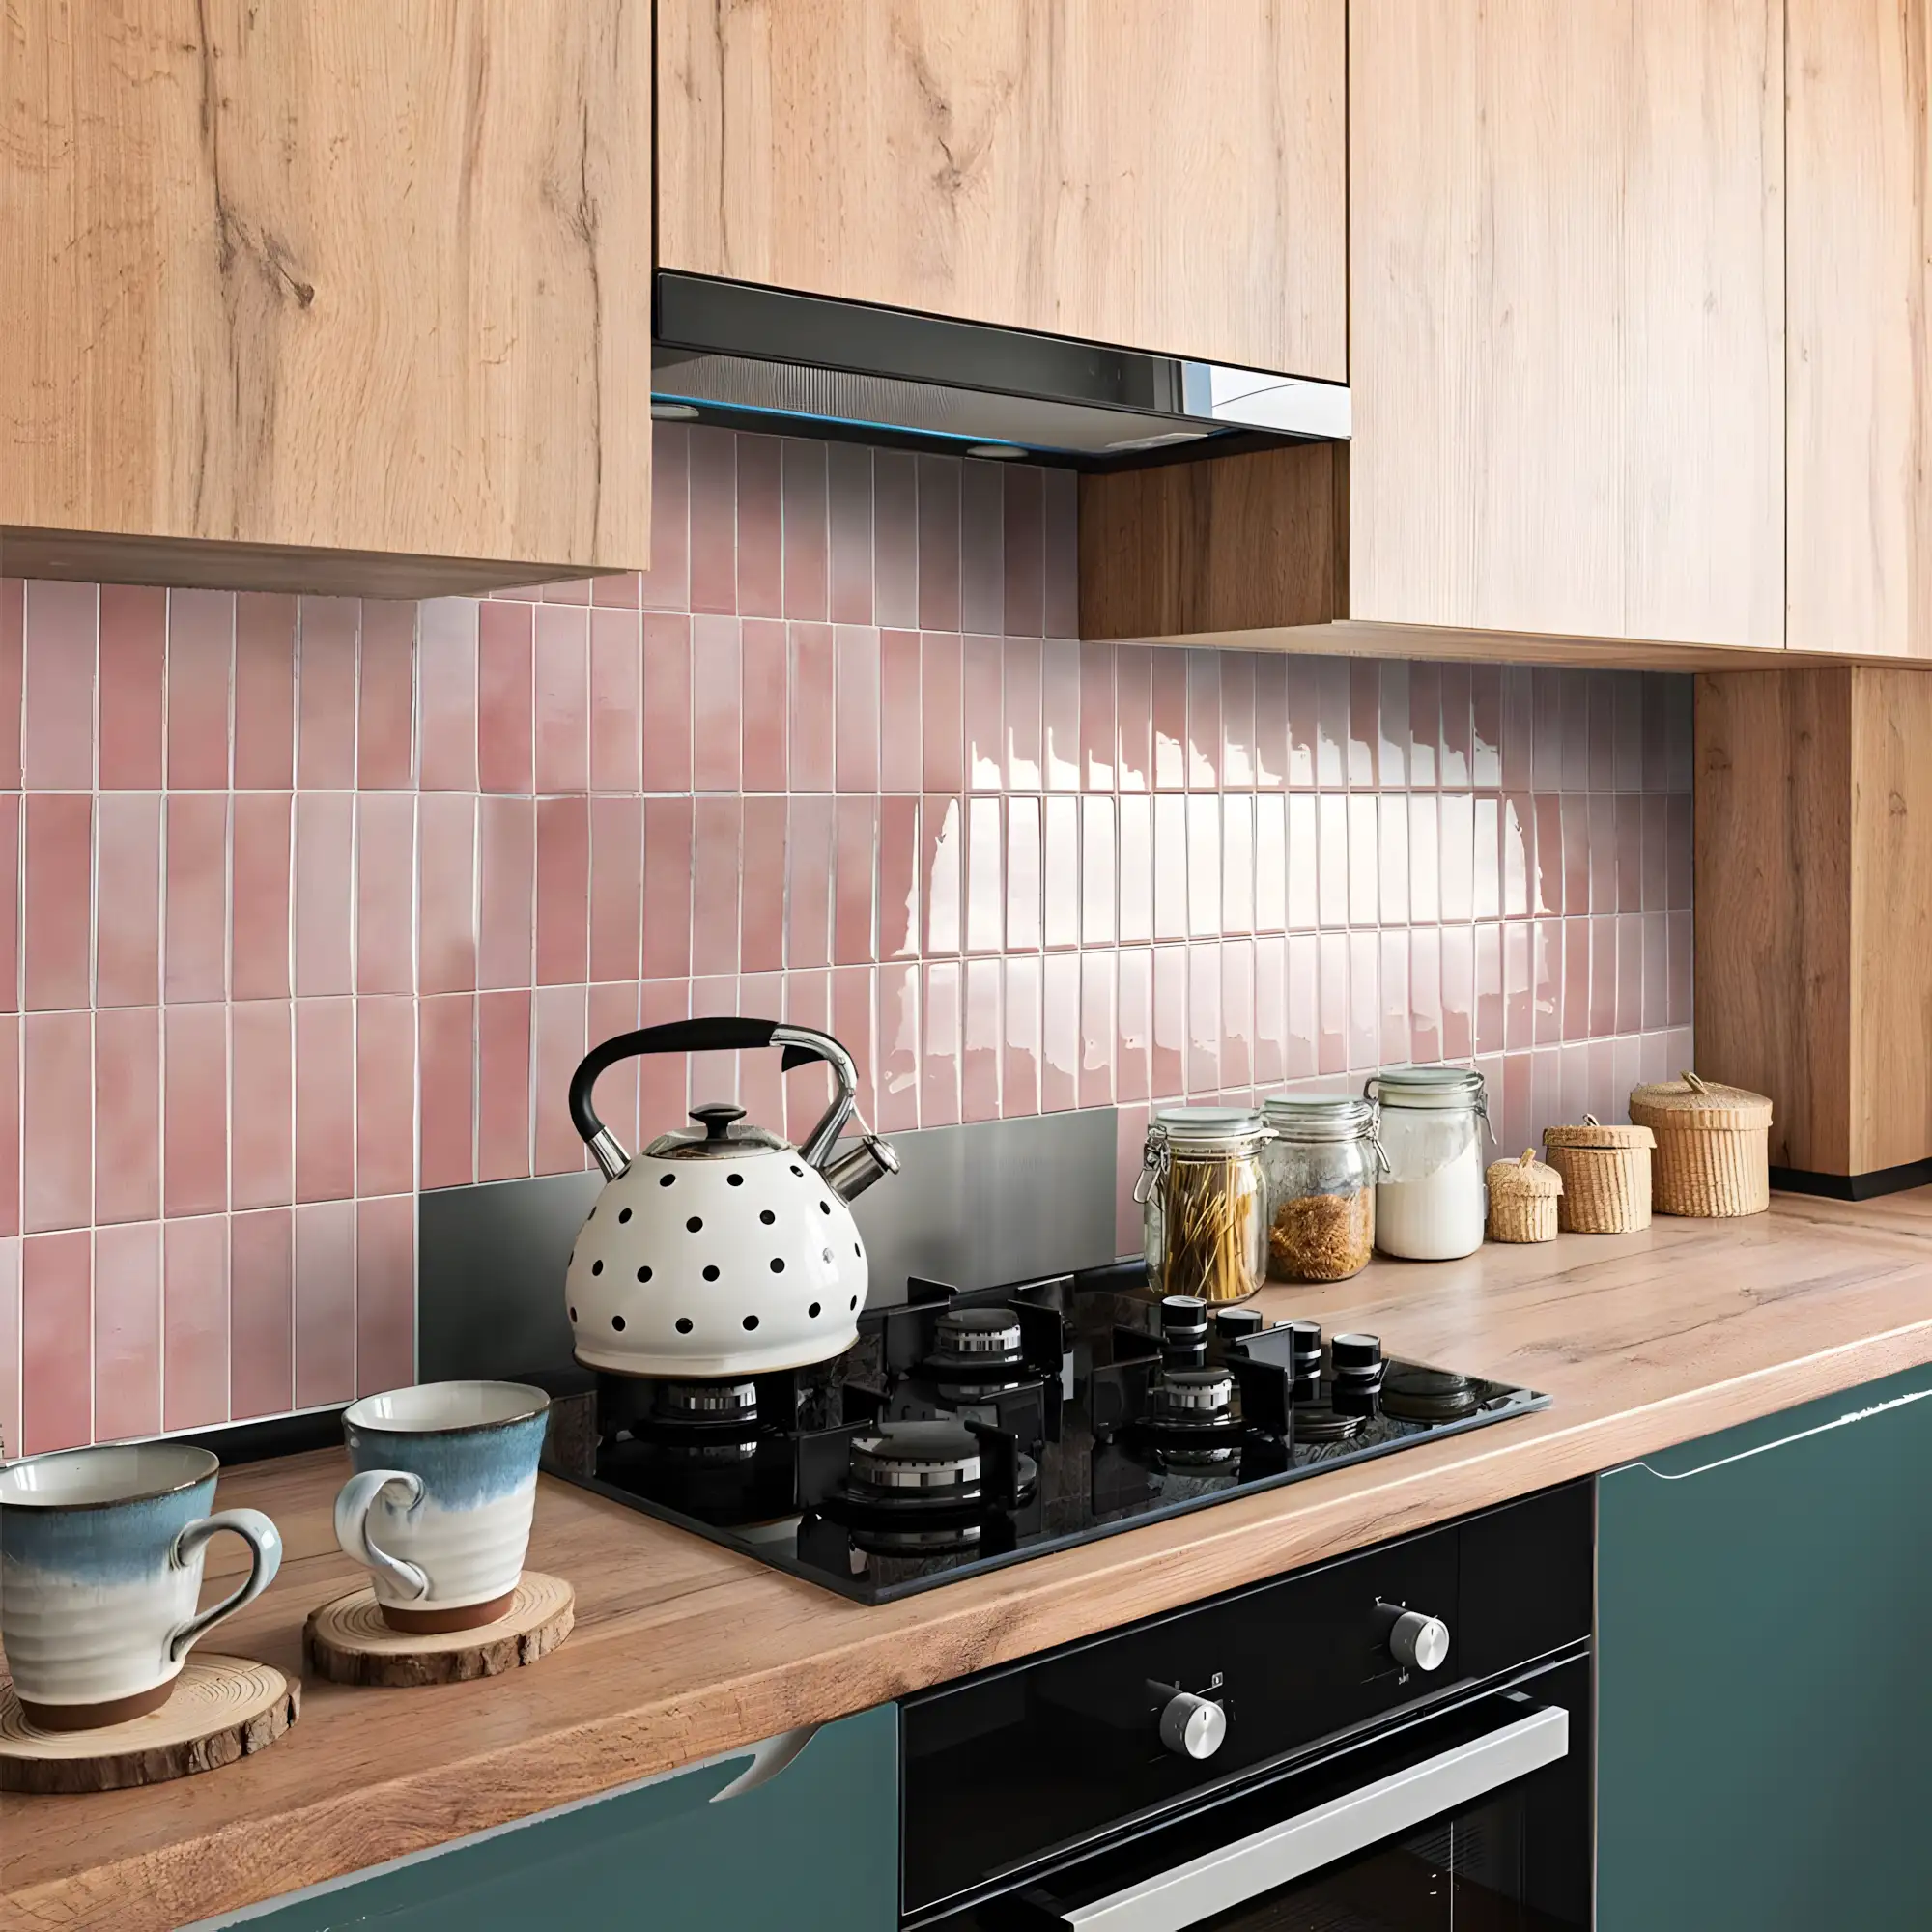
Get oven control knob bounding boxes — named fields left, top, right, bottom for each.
left=1388, top=1609, right=1451, bottom=1673
left=1158, top=1690, right=1228, bottom=1760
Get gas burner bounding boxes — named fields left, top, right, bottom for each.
left=1155, top=1367, right=1236, bottom=1425
left=1291, top=1403, right=1364, bottom=1444
left=1379, top=1367, right=1480, bottom=1422
left=815, top=1419, right=1039, bottom=1554
left=653, top=1378, right=759, bottom=1422
left=923, top=1306, right=1029, bottom=1388
left=850, top=1419, right=984, bottom=1493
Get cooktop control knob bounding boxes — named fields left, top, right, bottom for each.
left=1388, top=1608, right=1451, bottom=1673
left=1157, top=1690, right=1228, bottom=1760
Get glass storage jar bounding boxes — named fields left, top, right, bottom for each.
left=1260, top=1094, right=1386, bottom=1282
left=1136, top=1107, right=1267, bottom=1304
left=1366, top=1067, right=1492, bottom=1261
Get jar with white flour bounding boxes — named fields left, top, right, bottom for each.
left=1365, top=1067, right=1492, bottom=1261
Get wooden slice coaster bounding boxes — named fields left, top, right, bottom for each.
left=304, top=1571, right=574, bottom=1688
left=0, top=1654, right=298, bottom=1794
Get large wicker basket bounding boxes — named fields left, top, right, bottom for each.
left=1487, top=1150, right=1563, bottom=1243
left=1629, top=1072, right=1772, bottom=1217
left=1543, top=1117, right=1656, bottom=1233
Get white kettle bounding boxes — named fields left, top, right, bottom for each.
left=563, top=1019, right=899, bottom=1378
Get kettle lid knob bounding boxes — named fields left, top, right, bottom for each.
left=689, top=1102, right=747, bottom=1142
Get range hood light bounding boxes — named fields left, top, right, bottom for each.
left=964, top=442, right=1027, bottom=461
left=1102, top=428, right=1212, bottom=453
left=651, top=400, right=700, bottom=421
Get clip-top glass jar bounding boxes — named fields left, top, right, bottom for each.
left=1261, top=1094, right=1386, bottom=1282
left=1135, top=1107, right=1267, bottom=1304
left=1365, top=1066, right=1492, bottom=1261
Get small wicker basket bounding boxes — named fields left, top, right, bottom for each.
left=1629, top=1072, right=1772, bottom=1217
left=1543, top=1116, right=1656, bottom=1233
left=1487, top=1150, right=1563, bottom=1243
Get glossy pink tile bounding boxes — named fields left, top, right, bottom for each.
left=1252, top=935, right=1286, bottom=1089
left=1287, top=932, right=1321, bottom=1079
left=1151, top=945, right=1187, bottom=1098
left=1253, top=794, right=1286, bottom=933
left=99, top=586, right=165, bottom=789
left=787, top=793, right=834, bottom=969
left=355, top=1194, right=415, bottom=1395
left=1252, top=658, right=1289, bottom=791
left=689, top=427, right=738, bottom=615
left=1118, top=794, right=1152, bottom=945
left=1218, top=656, right=1256, bottom=791
left=535, top=604, right=591, bottom=793
left=1001, top=796, right=1040, bottom=953
left=229, top=1207, right=296, bottom=1419
left=291, top=1199, right=355, bottom=1407
left=782, top=438, right=831, bottom=621
left=639, top=421, right=692, bottom=612
left=22, top=1230, right=93, bottom=1452
left=641, top=799, right=695, bottom=979
left=1504, top=920, right=1534, bottom=1050
left=161, top=1212, right=229, bottom=1429
left=1041, top=952, right=1081, bottom=1111
left=1668, top=909, right=1693, bottom=1026
left=1441, top=924, right=1475, bottom=1061
left=1218, top=942, right=1252, bottom=1095
left=23, top=793, right=92, bottom=1010
left=964, top=635, right=1004, bottom=790
left=1386, top=929, right=1419, bottom=1063
left=416, top=598, right=479, bottom=791
left=1153, top=795, right=1188, bottom=941
left=293, top=791, right=353, bottom=997
left=1151, top=651, right=1187, bottom=791
left=730, top=794, right=784, bottom=975
left=231, top=793, right=294, bottom=1001
left=828, top=442, right=874, bottom=625
left=0, top=1018, right=15, bottom=1236
left=164, top=590, right=234, bottom=788
left=962, top=956, right=1003, bottom=1122
left=24, top=1010, right=92, bottom=1234
left=476, top=990, right=534, bottom=1181
left=737, top=433, right=784, bottom=618
left=692, top=797, right=744, bottom=975
left=297, top=599, right=359, bottom=787
left=1116, top=645, right=1151, bottom=792
left=921, top=961, right=963, bottom=1126
left=1533, top=919, right=1564, bottom=1045
left=94, top=793, right=161, bottom=1009
left=1347, top=931, right=1379, bottom=1070
left=294, top=997, right=355, bottom=1202
left=1286, top=794, right=1318, bottom=930
left=953, top=465, right=1001, bottom=640
left=692, top=613, right=743, bottom=792
left=164, top=793, right=229, bottom=1003
left=1183, top=943, right=1221, bottom=1097
left=965, top=795, right=1004, bottom=954
left=1037, top=794, right=1076, bottom=952
left=418, top=993, right=476, bottom=1189
left=917, top=456, right=963, bottom=633
left=833, top=625, right=881, bottom=794
left=921, top=794, right=962, bottom=954
left=1470, top=665, right=1503, bottom=789
left=229, top=1000, right=294, bottom=1211
left=1002, top=954, right=1043, bottom=1115
left=1476, top=923, right=1505, bottom=1055
left=21, top=582, right=96, bottom=791
left=875, top=962, right=921, bottom=1133
left=1189, top=794, right=1222, bottom=937
left=1042, top=471, right=1079, bottom=639
left=1078, top=797, right=1115, bottom=947
left=357, top=600, right=416, bottom=789
left=874, top=450, right=920, bottom=629
left=355, top=792, right=415, bottom=994
left=0, top=580, right=20, bottom=792
left=476, top=599, right=534, bottom=793
left=94, top=1006, right=161, bottom=1226
left=355, top=998, right=416, bottom=1196
left=1439, top=665, right=1473, bottom=788
left=1588, top=915, right=1618, bottom=1037
left=739, top=617, right=789, bottom=793
left=1617, top=913, right=1644, bottom=1035
left=1316, top=794, right=1348, bottom=929
left=789, top=621, right=836, bottom=793
left=1316, top=932, right=1349, bottom=1075
left=234, top=595, right=298, bottom=787
left=585, top=982, right=640, bottom=1151
left=1284, top=659, right=1319, bottom=788
left=642, top=612, right=694, bottom=792
left=531, top=984, right=589, bottom=1176
left=996, top=465, right=1044, bottom=638
left=833, top=796, right=877, bottom=966
left=1440, top=793, right=1474, bottom=923
left=1473, top=796, right=1501, bottom=921
left=588, top=607, right=643, bottom=793
left=1315, top=660, right=1350, bottom=788
left=1377, top=789, right=1409, bottom=926
left=1005, top=637, right=1042, bottom=790
left=586, top=795, right=643, bottom=983
left=1559, top=796, right=1590, bottom=917
left=1348, top=795, right=1378, bottom=928
left=534, top=795, right=590, bottom=985
left=93, top=1221, right=161, bottom=1440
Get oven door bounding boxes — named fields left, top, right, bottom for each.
left=923, top=1655, right=1590, bottom=1932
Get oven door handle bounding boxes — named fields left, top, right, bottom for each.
left=1054, top=1696, right=1570, bottom=1932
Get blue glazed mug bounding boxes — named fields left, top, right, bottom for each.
left=336, top=1381, right=550, bottom=1633
left=0, top=1443, right=282, bottom=1730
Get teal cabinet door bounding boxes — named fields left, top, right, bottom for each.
left=213, top=1703, right=897, bottom=1932
left=1598, top=1366, right=1932, bottom=1930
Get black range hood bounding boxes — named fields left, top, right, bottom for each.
left=651, top=272, right=1350, bottom=468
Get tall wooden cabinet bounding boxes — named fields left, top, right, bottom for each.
left=2, top=1, right=653, bottom=594
left=657, top=0, right=1347, bottom=380
left=1349, top=0, right=1785, bottom=650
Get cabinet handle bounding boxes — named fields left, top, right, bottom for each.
left=1634, top=1383, right=1932, bottom=1483
left=709, top=1725, right=818, bottom=1803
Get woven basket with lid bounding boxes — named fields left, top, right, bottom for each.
left=1543, top=1117, right=1655, bottom=1233
left=1629, top=1072, right=1772, bottom=1217
left=1486, top=1150, right=1563, bottom=1243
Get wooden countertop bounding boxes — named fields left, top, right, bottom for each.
left=13, top=1188, right=1932, bottom=1931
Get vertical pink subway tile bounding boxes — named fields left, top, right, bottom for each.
left=922, top=960, right=963, bottom=1126
left=874, top=450, right=920, bottom=629
left=1153, top=795, right=1189, bottom=941
left=782, top=437, right=831, bottom=620
left=1152, top=946, right=1187, bottom=1097
left=297, top=598, right=359, bottom=787
left=1316, top=660, right=1350, bottom=787
left=1254, top=793, right=1287, bottom=932
left=476, top=990, right=534, bottom=1181
left=964, top=634, right=1004, bottom=788
left=1189, top=794, right=1224, bottom=936
left=1005, top=637, right=1042, bottom=789
left=0, top=579, right=21, bottom=791
left=531, top=984, right=589, bottom=1176
left=1590, top=915, right=1618, bottom=1037
left=588, top=795, right=644, bottom=983
left=1530, top=670, right=1564, bottom=790
left=789, top=621, right=836, bottom=791
left=1588, top=672, right=1617, bottom=790
left=1316, top=793, right=1349, bottom=928
left=22, top=580, right=97, bottom=790
left=476, top=600, right=533, bottom=792
left=922, top=795, right=962, bottom=953
left=1042, top=952, right=1082, bottom=1111
left=95, top=1006, right=161, bottom=1226
left=1114, top=949, right=1151, bottom=1105
left=1533, top=919, right=1564, bottom=1044
left=95, top=793, right=161, bottom=1008
left=1185, top=943, right=1223, bottom=1097
left=1640, top=792, right=1670, bottom=911
left=996, top=795, right=1037, bottom=952
left=1612, top=671, right=1645, bottom=792
left=965, top=795, right=1005, bottom=953
left=1475, top=923, right=1505, bottom=1055
left=827, top=965, right=875, bottom=1127
left=740, top=617, right=790, bottom=791
left=777, top=971, right=829, bottom=1136
left=234, top=594, right=297, bottom=788
left=357, top=600, right=416, bottom=788
left=1116, top=645, right=1151, bottom=792
left=1440, top=793, right=1475, bottom=922
left=416, top=598, right=479, bottom=791
left=1383, top=928, right=1415, bottom=1065
left=1470, top=664, right=1503, bottom=789
left=1668, top=910, right=1693, bottom=1026
left=1151, top=651, right=1187, bottom=790
left=1221, top=655, right=1257, bottom=790
left=293, top=1200, right=355, bottom=1408
left=162, top=1214, right=229, bottom=1431
left=876, top=795, right=920, bottom=960
left=961, top=462, right=1005, bottom=636
left=1316, top=931, right=1350, bottom=1075
left=1251, top=656, right=1289, bottom=791
left=1378, top=789, right=1409, bottom=926
left=534, top=796, right=591, bottom=985
left=589, top=607, right=643, bottom=793
left=1587, top=794, right=1618, bottom=914
left=23, top=794, right=92, bottom=1010
left=1348, top=931, right=1380, bottom=1070
left=1281, top=658, right=1318, bottom=788
left=827, top=441, right=875, bottom=625
left=229, top=1000, right=294, bottom=1210
left=1439, top=664, right=1473, bottom=787
left=229, top=1208, right=294, bottom=1420
left=22, top=1230, right=92, bottom=1451
left=1617, top=913, right=1644, bottom=1035
left=962, top=956, right=1003, bottom=1121
left=642, top=612, right=694, bottom=791
left=1505, top=921, right=1534, bottom=1051
left=94, top=1222, right=162, bottom=1440
left=1529, top=795, right=1562, bottom=915
left=692, top=797, right=744, bottom=975
left=1220, top=941, right=1254, bottom=1094
left=1561, top=916, right=1591, bottom=1041
left=1288, top=932, right=1321, bottom=1079
left=355, top=1195, right=415, bottom=1396
left=834, top=796, right=877, bottom=965
left=1559, top=795, right=1590, bottom=915
left=99, top=586, right=166, bottom=789
left=1071, top=642, right=1111, bottom=793
left=293, top=791, right=353, bottom=997
left=836, top=625, right=881, bottom=793
left=167, top=590, right=236, bottom=788
left=1559, top=670, right=1592, bottom=791
left=0, top=1018, right=15, bottom=1236
left=418, top=993, right=476, bottom=1189
left=642, top=798, right=695, bottom=979
left=415, top=793, right=478, bottom=993
left=1004, top=954, right=1043, bottom=1115
left=1499, top=667, right=1534, bottom=791
left=737, top=433, right=784, bottom=618
left=878, top=629, right=923, bottom=795
left=1118, top=794, right=1152, bottom=945
left=1081, top=796, right=1116, bottom=947
left=1441, top=924, right=1475, bottom=1061
left=535, top=603, right=591, bottom=793
left=639, top=420, right=691, bottom=612
left=295, top=997, right=355, bottom=1201
left=1615, top=794, right=1644, bottom=912
left=1286, top=794, right=1319, bottom=930
left=164, top=793, right=229, bottom=1003
left=1042, top=470, right=1079, bottom=638
left=1077, top=951, right=1116, bottom=1109
left=1253, top=934, right=1287, bottom=1089
left=355, top=793, right=415, bottom=995
left=916, top=457, right=963, bottom=632
left=689, top=427, right=738, bottom=615
left=875, top=962, right=921, bottom=1133
left=693, top=613, right=744, bottom=791
left=231, top=792, right=294, bottom=1000
left=787, top=794, right=835, bottom=969
left=1497, top=793, right=1532, bottom=920
left=1667, top=793, right=1693, bottom=909
left=1186, top=651, right=1221, bottom=788
left=23, top=1010, right=92, bottom=1233
left=1473, top=796, right=1501, bottom=920
left=584, top=982, right=640, bottom=1154
left=356, top=997, right=417, bottom=1196
left=741, top=795, right=790, bottom=972
left=1347, top=794, right=1378, bottom=927
left=1345, top=660, right=1378, bottom=787
left=1001, top=465, right=1045, bottom=637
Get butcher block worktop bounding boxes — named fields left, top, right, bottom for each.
left=13, top=1188, right=1932, bottom=1932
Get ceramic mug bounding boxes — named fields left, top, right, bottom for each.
left=0, top=1443, right=282, bottom=1730
left=336, top=1381, right=551, bottom=1633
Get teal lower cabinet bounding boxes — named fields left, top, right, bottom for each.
left=208, top=1703, right=897, bottom=1932
left=1598, top=1365, right=1932, bottom=1930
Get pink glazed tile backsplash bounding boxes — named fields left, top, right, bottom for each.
left=0, top=425, right=1693, bottom=1454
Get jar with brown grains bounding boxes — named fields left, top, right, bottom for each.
left=1260, top=1094, right=1386, bottom=1283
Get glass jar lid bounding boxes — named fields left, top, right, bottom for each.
left=1151, top=1105, right=1267, bottom=1155
left=1365, top=1065, right=1488, bottom=1111
left=1262, top=1093, right=1378, bottom=1141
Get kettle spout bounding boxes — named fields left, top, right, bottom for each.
left=820, top=1130, right=900, bottom=1205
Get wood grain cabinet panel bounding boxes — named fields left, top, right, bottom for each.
left=1, top=1, right=653, bottom=593
left=1349, top=0, right=1784, bottom=649
left=657, top=0, right=1346, bottom=380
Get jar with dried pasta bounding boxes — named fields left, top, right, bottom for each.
left=1260, top=1094, right=1384, bottom=1282
left=1136, top=1107, right=1268, bottom=1305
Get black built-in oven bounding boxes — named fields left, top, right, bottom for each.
left=902, top=1483, right=1591, bottom=1930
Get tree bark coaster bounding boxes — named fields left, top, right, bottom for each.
left=0, top=1655, right=298, bottom=1794
left=304, top=1572, right=575, bottom=1688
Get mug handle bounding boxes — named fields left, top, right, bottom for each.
left=168, top=1508, right=284, bottom=1662
left=333, top=1469, right=431, bottom=1601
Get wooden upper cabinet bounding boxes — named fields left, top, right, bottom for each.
left=1349, top=1, right=1784, bottom=649
left=1787, top=1, right=1932, bottom=659
left=657, top=0, right=1347, bottom=380
left=1, top=2, right=653, bottom=594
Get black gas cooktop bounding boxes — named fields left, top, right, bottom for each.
left=529, top=1261, right=1549, bottom=1604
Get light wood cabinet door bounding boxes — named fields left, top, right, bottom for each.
left=1349, top=0, right=1784, bottom=648
left=657, top=0, right=1346, bottom=380
left=1, top=2, right=652, bottom=594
